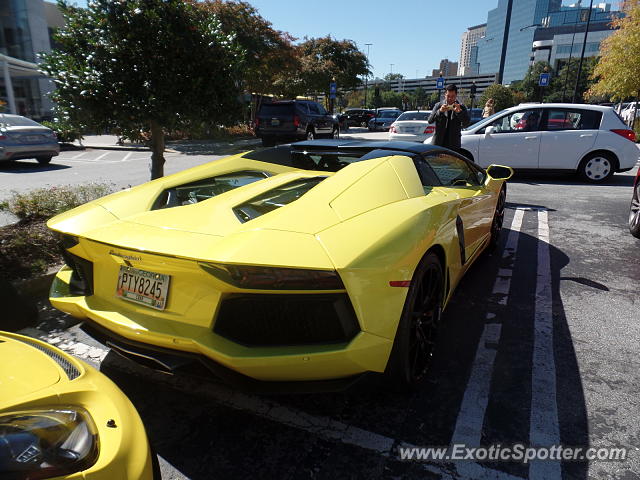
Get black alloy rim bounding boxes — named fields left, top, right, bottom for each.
left=408, top=264, right=442, bottom=380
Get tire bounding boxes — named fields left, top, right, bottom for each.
left=630, top=181, right=640, bottom=239
left=306, top=129, right=315, bottom=141
left=360, top=121, right=368, bottom=128
left=578, top=152, right=615, bottom=182
left=36, top=156, right=53, bottom=165
left=342, top=122, right=349, bottom=132
left=487, top=186, right=506, bottom=253
left=330, top=126, right=339, bottom=139
left=261, top=137, right=275, bottom=147
left=384, top=252, right=444, bottom=392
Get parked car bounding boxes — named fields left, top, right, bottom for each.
left=468, top=108, right=483, bottom=126
left=621, top=103, right=639, bottom=126
left=448, top=103, right=639, bottom=182
left=630, top=167, right=640, bottom=238
left=338, top=109, right=376, bottom=130
left=0, top=331, right=154, bottom=479
left=388, top=110, right=434, bottom=142
left=368, top=110, right=402, bottom=131
left=47, top=139, right=513, bottom=392
left=255, top=100, right=339, bottom=146
left=0, top=114, right=60, bottom=165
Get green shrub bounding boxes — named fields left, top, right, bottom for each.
left=0, top=183, right=114, bottom=220
left=41, top=119, right=82, bottom=143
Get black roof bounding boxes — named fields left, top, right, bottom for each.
left=290, top=139, right=445, bottom=154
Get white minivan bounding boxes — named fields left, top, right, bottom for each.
left=438, top=103, right=639, bottom=182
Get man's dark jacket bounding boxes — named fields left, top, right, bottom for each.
left=427, top=102, right=470, bottom=150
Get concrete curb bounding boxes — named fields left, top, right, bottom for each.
left=12, top=266, right=60, bottom=299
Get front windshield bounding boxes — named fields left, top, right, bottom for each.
left=463, top=109, right=508, bottom=130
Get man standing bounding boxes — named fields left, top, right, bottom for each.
left=428, top=84, right=470, bottom=153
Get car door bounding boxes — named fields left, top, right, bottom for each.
left=538, top=108, right=601, bottom=170
left=309, top=102, right=332, bottom=134
left=425, top=152, right=494, bottom=262
left=476, top=108, right=543, bottom=169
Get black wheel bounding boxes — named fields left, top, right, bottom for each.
left=330, top=126, right=339, bottom=139
left=487, top=186, right=506, bottom=252
left=36, top=156, right=53, bottom=165
left=578, top=152, right=615, bottom=182
left=630, top=180, right=640, bottom=239
left=360, top=121, right=367, bottom=128
left=261, top=137, right=275, bottom=147
left=342, top=122, right=349, bottom=132
left=306, top=129, right=315, bottom=140
left=385, top=252, right=444, bottom=391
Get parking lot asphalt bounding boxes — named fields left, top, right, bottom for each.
left=8, top=133, right=640, bottom=479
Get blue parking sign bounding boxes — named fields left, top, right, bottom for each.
left=436, top=77, right=444, bottom=89
left=539, top=73, right=550, bottom=87
left=329, top=82, right=337, bottom=99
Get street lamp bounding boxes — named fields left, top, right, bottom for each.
left=573, top=0, right=594, bottom=103
left=363, top=43, right=372, bottom=108
left=561, top=6, right=581, bottom=102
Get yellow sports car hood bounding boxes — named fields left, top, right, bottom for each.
left=0, top=334, right=63, bottom=406
left=47, top=154, right=425, bottom=256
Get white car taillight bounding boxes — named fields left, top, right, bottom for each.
left=424, top=125, right=435, bottom=134
left=611, top=129, right=637, bottom=142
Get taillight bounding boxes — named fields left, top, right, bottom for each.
left=424, top=125, right=435, bottom=134
left=611, top=129, right=636, bottom=142
left=293, top=115, right=300, bottom=127
left=389, top=126, right=397, bottom=133
left=367, top=113, right=374, bottom=118
left=0, top=135, right=6, bottom=140
left=254, top=118, right=260, bottom=128
left=199, top=263, right=345, bottom=290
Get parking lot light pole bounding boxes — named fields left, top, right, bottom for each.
left=573, top=0, right=594, bottom=103
left=364, top=43, right=372, bottom=108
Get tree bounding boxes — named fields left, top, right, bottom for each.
left=384, top=73, right=404, bottom=81
left=414, top=87, right=427, bottom=108
left=41, top=0, right=242, bottom=180
left=479, top=84, right=515, bottom=112
left=552, top=57, right=599, bottom=103
left=512, top=61, right=555, bottom=102
left=297, top=36, right=369, bottom=97
left=589, top=0, right=640, bottom=101
left=428, top=91, right=440, bottom=108
left=196, top=1, right=299, bottom=98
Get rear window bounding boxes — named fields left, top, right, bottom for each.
left=259, top=104, right=294, bottom=116
left=234, top=177, right=326, bottom=222
left=545, top=109, right=602, bottom=130
left=397, top=112, right=430, bottom=121
left=0, top=115, right=41, bottom=128
left=151, top=171, right=269, bottom=210
left=379, top=111, right=401, bottom=119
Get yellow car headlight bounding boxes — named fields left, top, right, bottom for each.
left=0, top=407, right=99, bottom=480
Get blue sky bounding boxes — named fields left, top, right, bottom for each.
left=64, top=0, right=500, bottom=79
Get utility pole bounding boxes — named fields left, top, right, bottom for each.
left=562, top=4, right=581, bottom=102
left=497, top=0, right=514, bottom=84
left=573, top=0, right=594, bottom=103
left=363, top=43, right=372, bottom=108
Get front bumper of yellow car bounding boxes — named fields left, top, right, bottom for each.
left=0, top=332, right=153, bottom=480
left=50, top=266, right=398, bottom=393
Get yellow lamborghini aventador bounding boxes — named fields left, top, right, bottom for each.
left=0, top=331, right=153, bottom=479
left=47, top=140, right=512, bottom=392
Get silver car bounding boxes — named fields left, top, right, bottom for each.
left=0, top=114, right=60, bottom=164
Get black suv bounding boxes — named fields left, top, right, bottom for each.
left=255, top=100, right=339, bottom=146
left=339, top=109, right=375, bottom=129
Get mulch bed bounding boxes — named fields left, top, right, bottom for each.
left=0, top=219, right=61, bottom=281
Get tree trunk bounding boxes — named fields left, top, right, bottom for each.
left=149, top=120, right=165, bottom=180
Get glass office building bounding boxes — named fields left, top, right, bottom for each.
left=478, top=0, right=562, bottom=84
left=0, top=0, right=59, bottom=119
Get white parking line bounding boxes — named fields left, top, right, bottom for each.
left=91, top=152, right=111, bottom=162
left=120, top=152, right=133, bottom=162
left=70, top=151, right=87, bottom=159
left=451, top=208, right=525, bottom=448
left=528, top=209, right=561, bottom=479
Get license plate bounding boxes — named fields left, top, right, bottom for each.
left=116, top=266, right=170, bottom=310
left=270, top=119, right=280, bottom=126
left=25, top=135, right=42, bottom=142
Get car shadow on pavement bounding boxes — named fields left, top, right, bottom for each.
left=0, top=161, right=70, bottom=173
left=510, top=172, right=636, bottom=187
left=98, top=207, right=593, bottom=480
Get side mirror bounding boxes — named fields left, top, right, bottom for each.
left=486, top=164, right=513, bottom=181
left=485, top=125, right=495, bottom=137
